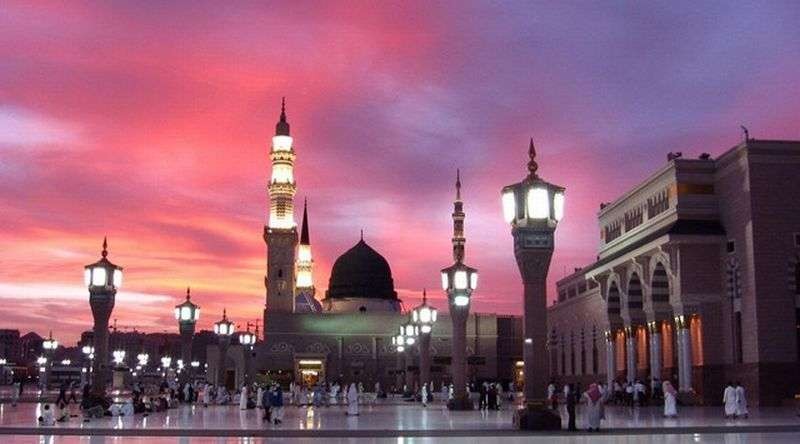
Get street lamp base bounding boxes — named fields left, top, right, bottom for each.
left=513, top=399, right=561, bottom=430
left=446, top=395, right=474, bottom=411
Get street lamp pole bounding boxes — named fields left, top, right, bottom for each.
left=411, top=289, right=437, bottom=395
left=213, top=309, right=235, bottom=387
left=84, top=237, right=123, bottom=396
left=501, top=139, right=565, bottom=430
left=239, top=323, right=257, bottom=385
left=175, top=287, right=200, bottom=385
left=441, top=170, right=478, bottom=410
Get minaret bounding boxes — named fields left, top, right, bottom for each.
left=264, top=98, right=298, bottom=314
left=295, top=198, right=314, bottom=294
left=452, top=169, right=465, bottom=262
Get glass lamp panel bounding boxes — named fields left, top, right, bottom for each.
left=412, top=310, right=418, bottom=323
left=174, top=308, right=180, bottom=320
left=431, top=309, right=438, bottom=323
left=272, top=135, right=293, bottom=152
left=113, top=269, right=122, bottom=287
left=194, top=307, right=200, bottom=321
left=84, top=269, right=91, bottom=286
left=470, top=272, right=478, bottom=290
left=420, top=307, right=431, bottom=323
left=397, top=345, right=405, bottom=352
left=528, top=187, right=550, bottom=219
left=181, top=307, right=191, bottom=321
left=213, top=324, right=220, bottom=334
left=421, top=325, right=432, bottom=334
left=454, top=270, right=468, bottom=290
left=91, top=267, right=107, bottom=286
left=553, top=192, right=565, bottom=221
left=454, top=295, right=470, bottom=307
left=229, top=324, right=235, bottom=335
left=406, top=337, right=415, bottom=345
left=502, top=191, right=517, bottom=223
left=441, top=272, right=449, bottom=290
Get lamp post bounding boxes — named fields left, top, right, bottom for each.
left=213, top=309, right=235, bottom=387
left=501, top=139, right=564, bottom=429
left=441, top=170, right=478, bottom=410
left=400, top=322, right=418, bottom=395
left=42, top=331, right=58, bottom=389
left=239, top=326, right=257, bottom=385
left=175, top=287, right=200, bottom=384
left=113, top=350, right=126, bottom=366
left=82, top=345, right=95, bottom=386
left=411, top=289, right=437, bottom=394
left=392, top=329, right=406, bottom=392
left=84, top=237, right=122, bottom=396
left=161, top=356, right=172, bottom=379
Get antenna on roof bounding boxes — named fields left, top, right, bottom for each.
left=740, top=125, right=750, bottom=142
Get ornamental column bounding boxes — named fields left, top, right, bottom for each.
left=675, top=315, right=693, bottom=392
left=648, top=321, right=662, bottom=382
left=605, top=330, right=616, bottom=387
left=625, top=326, right=637, bottom=383
left=84, top=238, right=122, bottom=397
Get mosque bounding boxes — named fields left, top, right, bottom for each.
left=206, top=101, right=524, bottom=391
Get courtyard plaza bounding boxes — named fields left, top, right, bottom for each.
left=1, top=397, right=799, bottom=442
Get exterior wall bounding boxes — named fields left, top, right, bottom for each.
left=265, top=229, right=297, bottom=314
left=320, top=297, right=401, bottom=313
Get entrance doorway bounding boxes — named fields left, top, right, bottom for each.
left=295, top=357, right=325, bottom=387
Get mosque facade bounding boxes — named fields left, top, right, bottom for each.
left=206, top=102, right=524, bottom=391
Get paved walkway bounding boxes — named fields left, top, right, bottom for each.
left=1, top=401, right=799, bottom=438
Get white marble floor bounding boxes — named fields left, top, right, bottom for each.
left=2, top=401, right=799, bottom=431
left=3, top=433, right=800, bottom=443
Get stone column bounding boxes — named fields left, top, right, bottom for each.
left=404, top=348, right=414, bottom=393
left=648, top=322, right=662, bottom=382
left=89, top=295, right=115, bottom=396
left=605, top=331, right=616, bottom=387
left=395, top=352, right=404, bottom=392
left=179, top=324, right=194, bottom=384
left=625, top=326, right=637, bottom=383
left=419, top=333, right=431, bottom=392
left=522, top=277, right=549, bottom=401
left=216, top=338, right=230, bottom=387
left=675, top=317, right=693, bottom=392
left=450, top=305, right=470, bottom=408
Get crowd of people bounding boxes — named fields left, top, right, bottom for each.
left=545, top=378, right=751, bottom=431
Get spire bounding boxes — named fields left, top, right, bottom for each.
left=455, top=169, right=461, bottom=200
left=186, top=287, right=191, bottom=301
left=101, top=236, right=108, bottom=258
left=422, top=288, right=427, bottom=304
left=300, top=198, right=310, bottom=245
left=275, top=97, right=290, bottom=136
left=222, top=308, right=227, bottom=320
left=527, top=137, right=538, bottom=178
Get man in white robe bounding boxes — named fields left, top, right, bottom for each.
left=723, top=382, right=738, bottom=418
left=735, top=382, right=749, bottom=418
left=663, top=381, right=678, bottom=417
left=346, top=383, right=359, bottom=415
left=421, top=383, right=428, bottom=407
left=239, top=385, right=248, bottom=410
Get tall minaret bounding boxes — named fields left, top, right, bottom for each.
left=295, top=198, right=315, bottom=295
left=264, top=98, right=298, bottom=314
left=452, top=169, right=465, bottom=262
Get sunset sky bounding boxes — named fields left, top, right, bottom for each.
left=1, top=1, right=799, bottom=343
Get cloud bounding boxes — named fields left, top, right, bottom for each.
left=0, top=106, right=82, bottom=148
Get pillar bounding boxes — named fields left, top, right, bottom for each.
left=522, top=278, right=548, bottom=401
left=419, top=333, right=431, bottom=392
left=404, top=349, right=414, bottom=393
left=450, top=305, right=470, bottom=408
left=605, top=330, right=616, bottom=387
left=675, top=316, right=693, bottom=392
left=179, top=326, right=193, bottom=384
left=648, top=321, right=662, bottom=382
left=625, top=326, right=637, bottom=383
left=216, top=338, right=230, bottom=387
left=89, top=305, right=113, bottom=396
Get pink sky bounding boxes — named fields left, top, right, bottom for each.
left=1, top=1, right=799, bottom=343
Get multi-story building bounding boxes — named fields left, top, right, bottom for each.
left=548, top=139, right=800, bottom=406
left=0, top=329, right=21, bottom=363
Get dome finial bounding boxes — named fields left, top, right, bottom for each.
left=527, top=138, right=538, bottom=178
left=101, top=236, right=108, bottom=258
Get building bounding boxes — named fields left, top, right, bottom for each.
left=548, top=139, right=800, bottom=406
left=207, top=101, right=524, bottom=390
left=0, top=329, right=21, bottom=363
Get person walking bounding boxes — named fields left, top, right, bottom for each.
left=723, top=382, right=737, bottom=419
left=346, top=383, right=359, bottom=416
left=239, top=384, right=248, bottom=410
left=272, top=385, right=284, bottom=425
left=261, top=385, right=272, bottom=423
left=547, top=381, right=557, bottom=410
left=735, top=382, right=749, bottom=419
left=421, top=383, right=428, bottom=407
left=582, top=383, right=602, bottom=432
left=663, top=381, right=678, bottom=417
left=12, top=381, right=21, bottom=407
left=565, top=384, right=577, bottom=431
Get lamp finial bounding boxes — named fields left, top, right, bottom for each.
left=102, top=236, right=108, bottom=258
left=527, top=138, right=538, bottom=178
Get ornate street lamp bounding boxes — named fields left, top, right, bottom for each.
left=411, top=289, right=437, bottom=395
left=82, top=345, right=94, bottom=385
left=112, top=350, right=126, bottom=366
left=501, top=139, right=565, bottom=429
left=84, top=237, right=122, bottom=395
left=175, top=287, right=200, bottom=384
left=41, top=331, right=58, bottom=389
left=239, top=326, right=257, bottom=385
left=213, top=309, right=235, bottom=386
left=42, top=331, right=58, bottom=353
left=401, top=321, right=419, bottom=394
left=441, top=170, right=477, bottom=410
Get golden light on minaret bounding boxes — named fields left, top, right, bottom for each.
left=268, top=97, right=297, bottom=230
